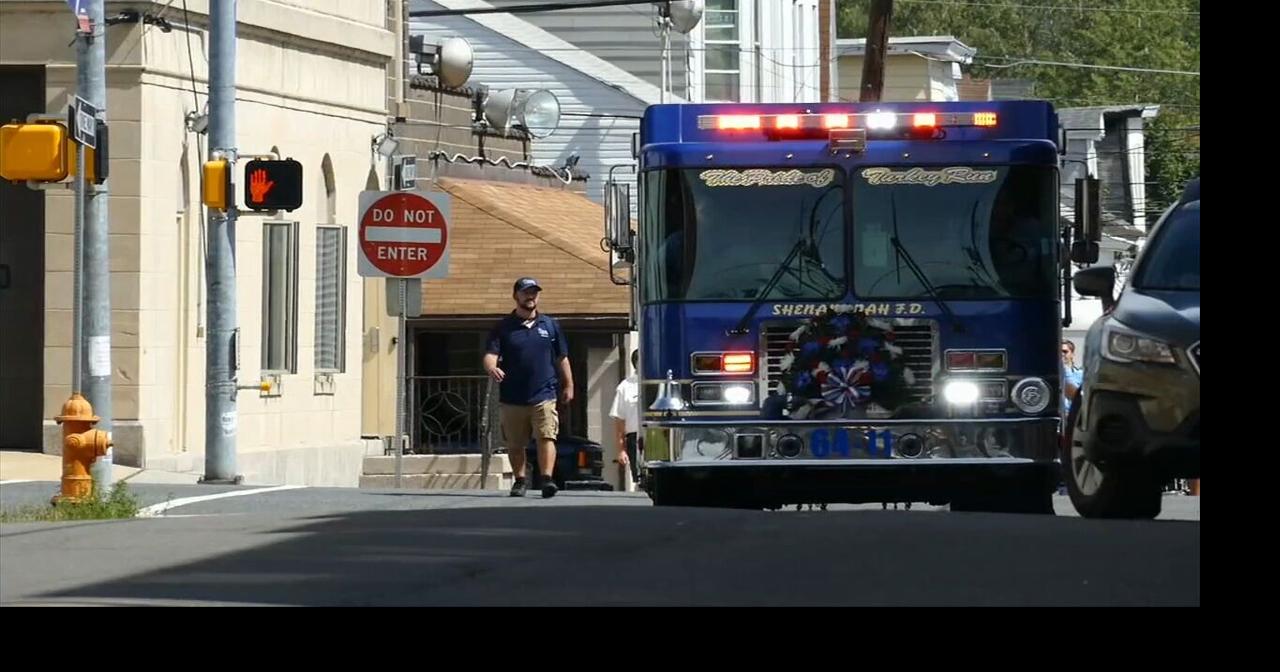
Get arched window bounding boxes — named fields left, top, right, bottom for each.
left=314, top=153, right=346, bottom=375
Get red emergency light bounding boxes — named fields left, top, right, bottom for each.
left=696, top=111, right=1000, bottom=139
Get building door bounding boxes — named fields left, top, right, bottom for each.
left=0, top=66, right=47, bottom=450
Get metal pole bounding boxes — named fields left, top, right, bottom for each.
left=660, top=24, right=669, bottom=104
left=203, top=0, right=241, bottom=483
left=81, top=0, right=114, bottom=491
left=395, top=281, right=406, bottom=487
left=386, top=151, right=407, bottom=487
left=72, top=144, right=85, bottom=394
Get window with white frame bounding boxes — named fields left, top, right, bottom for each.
left=704, top=0, right=740, bottom=102
left=314, top=154, right=344, bottom=376
left=314, top=226, right=346, bottom=372
left=262, top=220, right=299, bottom=373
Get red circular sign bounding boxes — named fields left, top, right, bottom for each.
left=359, top=192, right=448, bottom=277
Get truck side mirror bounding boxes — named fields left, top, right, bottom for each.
left=1070, top=240, right=1100, bottom=264
left=1074, top=176, right=1101, bottom=247
left=605, top=180, right=633, bottom=261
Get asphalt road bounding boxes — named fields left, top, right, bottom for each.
left=0, top=481, right=1199, bottom=606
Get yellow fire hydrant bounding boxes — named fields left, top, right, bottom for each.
left=52, top=393, right=111, bottom=504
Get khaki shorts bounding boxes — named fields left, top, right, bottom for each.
left=501, top=400, right=559, bottom=450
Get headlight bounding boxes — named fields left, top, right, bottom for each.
left=722, top=385, right=753, bottom=404
left=943, top=380, right=980, bottom=405
left=690, top=382, right=756, bottom=406
left=1102, top=320, right=1176, bottom=365
left=1010, top=377, right=1052, bottom=414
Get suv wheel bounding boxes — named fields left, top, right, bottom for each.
left=1062, top=394, right=1162, bottom=519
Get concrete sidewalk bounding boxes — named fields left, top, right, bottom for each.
left=0, top=451, right=201, bottom=485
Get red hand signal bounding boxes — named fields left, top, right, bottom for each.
left=249, top=168, right=275, bottom=203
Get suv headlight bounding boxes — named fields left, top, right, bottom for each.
left=1101, top=319, right=1176, bottom=365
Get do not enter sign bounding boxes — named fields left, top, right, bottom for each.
left=357, top=190, right=451, bottom=279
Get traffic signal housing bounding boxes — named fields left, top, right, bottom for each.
left=203, top=159, right=232, bottom=210
left=0, top=122, right=70, bottom=182
left=243, top=158, right=303, bottom=212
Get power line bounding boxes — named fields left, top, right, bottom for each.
left=560, top=111, right=644, bottom=119
left=483, top=36, right=1202, bottom=78
left=1063, top=126, right=1202, bottom=132
left=1047, top=97, right=1200, bottom=109
left=895, top=0, right=1200, bottom=16
left=975, top=55, right=1199, bottom=76
left=410, top=0, right=665, bottom=18
left=179, top=0, right=202, bottom=112
left=977, top=55, right=1198, bottom=76
left=408, top=23, right=1200, bottom=93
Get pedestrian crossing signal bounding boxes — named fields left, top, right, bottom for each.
left=243, top=158, right=303, bottom=211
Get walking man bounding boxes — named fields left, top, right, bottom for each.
left=484, top=278, right=574, bottom=498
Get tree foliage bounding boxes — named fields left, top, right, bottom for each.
left=838, top=0, right=1199, bottom=208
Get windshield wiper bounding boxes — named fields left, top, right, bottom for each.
left=729, top=189, right=841, bottom=336
left=889, top=194, right=966, bottom=334
left=729, top=239, right=807, bottom=336
left=963, top=201, right=1001, bottom=288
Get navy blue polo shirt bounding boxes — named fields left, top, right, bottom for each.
left=485, top=312, right=569, bottom=405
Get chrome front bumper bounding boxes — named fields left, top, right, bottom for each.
left=643, top=417, right=1060, bottom=467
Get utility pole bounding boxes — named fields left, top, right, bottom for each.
left=80, top=0, right=114, bottom=491
left=203, top=0, right=241, bottom=484
left=819, top=0, right=834, bottom=102
left=859, top=0, right=893, bottom=103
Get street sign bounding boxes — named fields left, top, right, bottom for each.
left=70, top=96, right=97, bottom=149
left=357, top=190, right=451, bottom=279
left=243, top=158, right=303, bottom=211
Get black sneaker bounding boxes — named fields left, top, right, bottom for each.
left=510, top=478, right=527, bottom=497
left=541, top=478, right=559, bottom=499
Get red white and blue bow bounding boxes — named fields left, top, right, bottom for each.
left=821, top=363, right=872, bottom=414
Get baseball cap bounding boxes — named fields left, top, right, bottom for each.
left=513, top=277, right=542, bottom=293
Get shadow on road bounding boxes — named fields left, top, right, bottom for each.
left=36, top=506, right=1199, bottom=606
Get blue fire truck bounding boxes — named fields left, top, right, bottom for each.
left=603, top=100, right=1068, bottom=513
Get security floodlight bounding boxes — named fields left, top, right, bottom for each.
left=409, top=35, right=474, bottom=88
left=437, top=37, right=474, bottom=88
left=185, top=104, right=210, bottom=134
left=482, top=88, right=561, bottom=139
left=653, top=2, right=702, bottom=103
left=374, top=132, right=399, bottom=158
left=658, top=0, right=704, bottom=34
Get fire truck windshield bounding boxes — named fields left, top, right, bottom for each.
left=851, top=165, right=1059, bottom=300
left=641, top=167, right=846, bottom=302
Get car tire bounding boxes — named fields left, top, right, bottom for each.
left=1062, top=393, right=1162, bottom=519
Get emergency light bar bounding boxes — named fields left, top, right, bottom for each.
left=699, top=111, right=997, bottom=131
left=698, top=110, right=999, bottom=137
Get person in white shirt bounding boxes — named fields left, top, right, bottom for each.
left=609, top=349, right=641, bottom=480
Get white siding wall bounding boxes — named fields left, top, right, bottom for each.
left=409, top=3, right=649, bottom=209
